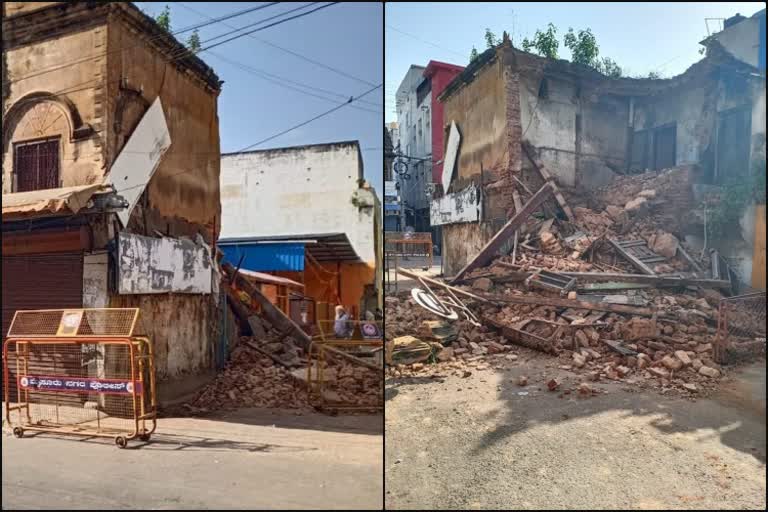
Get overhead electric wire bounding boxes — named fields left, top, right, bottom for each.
left=179, top=2, right=378, bottom=88
left=110, top=82, right=382, bottom=195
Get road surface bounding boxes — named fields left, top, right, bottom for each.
left=3, top=408, right=383, bottom=510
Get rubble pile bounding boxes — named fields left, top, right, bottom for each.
left=385, top=162, right=764, bottom=399
left=186, top=342, right=312, bottom=412
left=185, top=340, right=382, bottom=413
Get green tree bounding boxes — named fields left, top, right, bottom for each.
left=484, top=28, right=499, bottom=49
left=469, top=46, right=480, bottom=63
left=646, top=70, right=661, bottom=79
left=563, top=27, right=599, bottom=66
left=521, top=23, right=559, bottom=59
left=595, top=56, right=622, bottom=78
left=155, top=5, right=171, bottom=32
left=187, top=29, right=201, bottom=53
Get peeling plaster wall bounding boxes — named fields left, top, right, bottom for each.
left=83, top=252, right=109, bottom=308
left=442, top=57, right=508, bottom=183
left=220, top=143, right=376, bottom=263
left=2, top=20, right=107, bottom=193
left=110, top=292, right=216, bottom=382
left=106, top=16, right=221, bottom=240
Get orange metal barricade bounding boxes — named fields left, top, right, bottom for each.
left=306, top=319, right=383, bottom=412
left=3, top=308, right=157, bottom=448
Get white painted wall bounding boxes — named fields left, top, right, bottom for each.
left=713, top=16, right=761, bottom=68
left=395, top=65, right=433, bottom=211
left=220, top=142, right=376, bottom=263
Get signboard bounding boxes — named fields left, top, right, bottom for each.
left=441, top=122, right=460, bottom=193
left=430, top=182, right=481, bottom=226
left=385, top=181, right=398, bottom=197
left=117, top=232, right=212, bottom=294
left=56, top=310, right=84, bottom=336
left=19, top=376, right=143, bottom=395
left=108, top=97, right=171, bottom=227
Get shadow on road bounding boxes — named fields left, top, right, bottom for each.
left=471, top=360, right=766, bottom=464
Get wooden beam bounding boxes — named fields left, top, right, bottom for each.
left=451, top=183, right=554, bottom=283
left=608, top=238, right=656, bottom=275
left=223, top=262, right=312, bottom=350
left=482, top=292, right=657, bottom=317
left=521, top=140, right=575, bottom=221
left=483, top=315, right=559, bottom=354
left=561, top=271, right=732, bottom=289
left=676, top=245, right=704, bottom=273
left=397, top=268, right=492, bottom=303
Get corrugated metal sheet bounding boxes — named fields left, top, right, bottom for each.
left=2, top=184, right=104, bottom=219
left=220, top=243, right=305, bottom=272
left=2, top=252, right=84, bottom=406
left=2, top=253, right=84, bottom=337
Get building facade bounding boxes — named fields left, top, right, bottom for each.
left=436, top=25, right=765, bottom=282
left=2, top=1, right=229, bottom=393
left=219, top=141, right=381, bottom=323
left=394, top=64, right=432, bottom=232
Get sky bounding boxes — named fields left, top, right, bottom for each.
left=385, top=2, right=765, bottom=123
left=135, top=2, right=384, bottom=194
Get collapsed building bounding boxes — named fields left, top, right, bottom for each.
left=1, top=1, right=230, bottom=399
left=433, top=13, right=766, bottom=287
left=388, top=11, right=766, bottom=396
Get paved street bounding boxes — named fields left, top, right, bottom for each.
left=386, top=361, right=766, bottom=510
left=3, top=408, right=383, bottom=510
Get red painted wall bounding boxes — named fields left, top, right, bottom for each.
left=424, top=61, right=465, bottom=185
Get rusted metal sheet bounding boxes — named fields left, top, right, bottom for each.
left=2, top=227, right=91, bottom=256
left=1, top=184, right=103, bottom=219
left=430, top=182, right=481, bottom=226
left=2, top=253, right=84, bottom=338
left=117, top=233, right=212, bottom=294
left=108, top=97, right=171, bottom=228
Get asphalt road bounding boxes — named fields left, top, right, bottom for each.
left=3, top=408, right=383, bottom=510
left=386, top=360, right=766, bottom=510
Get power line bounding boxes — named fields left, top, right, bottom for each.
left=199, top=3, right=341, bottom=53
left=385, top=25, right=468, bottom=60
left=111, top=83, right=382, bottom=195
left=208, top=51, right=381, bottom=114
left=177, top=3, right=381, bottom=108
left=235, top=83, right=382, bottom=152
left=180, top=3, right=378, bottom=88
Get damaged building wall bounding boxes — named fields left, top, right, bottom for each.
left=220, top=142, right=376, bottom=263
left=106, top=8, right=221, bottom=242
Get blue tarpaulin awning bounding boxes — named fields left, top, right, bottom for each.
left=219, top=242, right=305, bottom=272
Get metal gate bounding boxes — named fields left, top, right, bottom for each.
left=714, top=292, right=766, bottom=365
left=3, top=308, right=157, bottom=448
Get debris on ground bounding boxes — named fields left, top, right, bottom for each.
left=385, top=162, right=766, bottom=400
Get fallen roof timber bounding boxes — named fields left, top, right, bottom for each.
left=451, top=183, right=555, bottom=283
left=483, top=315, right=559, bottom=355
left=559, top=271, right=732, bottom=289
left=521, top=140, right=575, bottom=221
left=397, top=267, right=657, bottom=316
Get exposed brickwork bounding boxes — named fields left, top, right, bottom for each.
left=503, top=65, right=523, bottom=217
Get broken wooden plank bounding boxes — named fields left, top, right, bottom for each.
left=245, top=341, right=294, bottom=368
left=223, top=262, right=312, bottom=350
left=451, top=183, right=554, bottom=283
left=483, top=315, right=559, bottom=354
left=323, top=344, right=382, bottom=371
left=483, top=292, right=657, bottom=317
left=601, top=339, right=638, bottom=356
left=676, top=244, right=704, bottom=273
left=561, top=271, right=732, bottom=289
left=608, top=238, right=657, bottom=275
left=521, top=140, right=575, bottom=221
left=398, top=268, right=492, bottom=303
